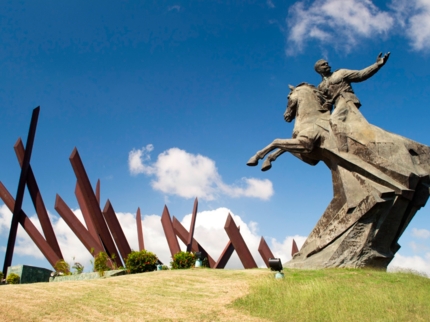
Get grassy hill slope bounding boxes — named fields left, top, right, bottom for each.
left=1, top=268, right=429, bottom=321
left=233, top=268, right=430, bottom=322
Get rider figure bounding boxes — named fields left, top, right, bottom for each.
left=314, top=53, right=390, bottom=152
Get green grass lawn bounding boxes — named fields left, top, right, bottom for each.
left=233, top=268, right=430, bottom=322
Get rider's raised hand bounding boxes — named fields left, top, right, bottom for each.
left=376, top=52, right=390, bottom=66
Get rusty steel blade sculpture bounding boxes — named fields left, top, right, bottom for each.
left=214, top=236, right=236, bottom=269
left=258, top=237, right=275, bottom=268
left=291, top=239, right=299, bottom=257
left=102, top=200, right=132, bottom=264
left=75, top=182, right=102, bottom=248
left=214, top=226, right=251, bottom=269
left=136, top=207, right=144, bottom=251
left=0, top=182, right=61, bottom=268
left=186, top=198, right=198, bottom=253
left=3, top=107, right=40, bottom=274
left=55, top=194, right=105, bottom=256
left=161, top=205, right=181, bottom=257
left=69, top=148, right=122, bottom=268
left=224, top=214, right=257, bottom=269
left=2, top=109, right=281, bottom=272
left=14, top=138, right=63, bottom=260
left=95, top=179, right=100, bottom=205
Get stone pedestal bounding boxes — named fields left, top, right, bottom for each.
left=7, top=265, right=53, bottom=284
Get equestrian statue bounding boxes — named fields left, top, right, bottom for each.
left=247, top=53, right=430, bottom=269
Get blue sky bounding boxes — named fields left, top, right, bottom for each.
left=1, top=0, right=430, bottom=273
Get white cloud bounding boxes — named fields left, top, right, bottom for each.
left=168, top=5, right=181, bottom=12
left=150, top=148, right=219, bottom=200
left=395, top=0, right=430, bottom=51
left=286, top=0, right=393, bottom=54
left=411, top=228, right=430, bottom=239
left=128, top=146, right=274, bottom=201
left=0, top=204, right=12, bottom=235
left=270, top=235, right=307, bottom=263
left=128, top=144, right=154, bottom=175
left=387, top=226, right=430, bottom=276
left=388, top=252, right=430, bottom=277
left=285, top=0, right=430, bottom=54
left=218, top=178, right=274, bottom=200
left=409, top=241, right=430, bottom=253
left=267, top=0, right=275, bottom=8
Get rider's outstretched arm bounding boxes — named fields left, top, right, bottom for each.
left=338, top=52, right=390, bottom=84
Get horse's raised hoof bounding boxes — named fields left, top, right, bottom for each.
left=261, top=159, right=272, bottom=171
left=246, top=156, right=259, bottom=166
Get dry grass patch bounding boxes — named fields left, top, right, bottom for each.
left=1, top=268, right=271, bottom=322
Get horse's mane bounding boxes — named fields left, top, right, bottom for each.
left=296, top=82, right=314, bottom=88
left=295, top=82, right=325, bottom=105
left=284, top=82, right=326, bottom=122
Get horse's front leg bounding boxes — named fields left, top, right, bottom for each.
left=246, top=140, right=280, bottom=166
left=261, top=149, right=286, bottom=171
left=247, top=137, right=313, bottom=168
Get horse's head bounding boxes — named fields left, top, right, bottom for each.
left=284, top=83, right=325, bottom=123
left=284, top=85, right=297, bottom=122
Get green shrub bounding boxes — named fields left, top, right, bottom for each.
left=94, top=251, right=112, bottom=276
left=6, top=273, right=20, bottom=284
left=201, top=257, right=210, bottom=268
left=161, top=265, right=169, bottom=270
left=54, top=260, right=71, bottom=275
left=171, top=251, right=196, bottom=269
left=72, top=262, right=84, bottom=274
left=125, top=250, right=158, bottom=274
left=0, top=271, right=3, bottom=280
